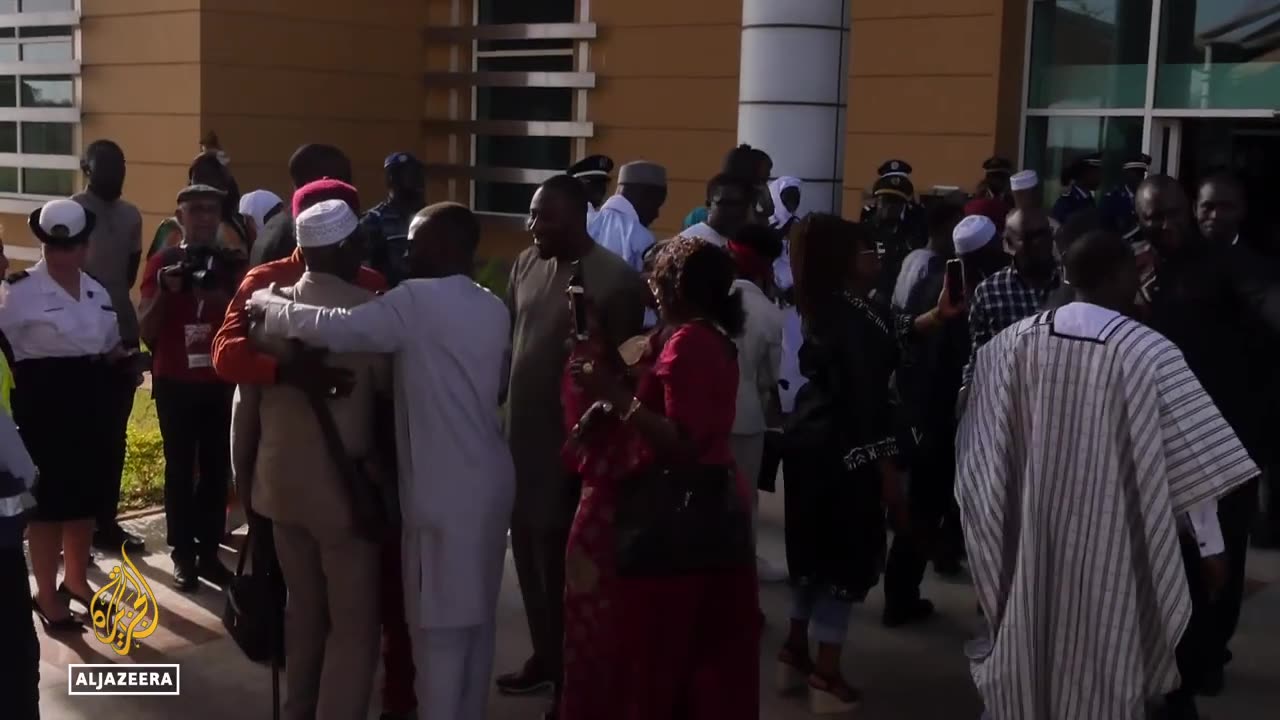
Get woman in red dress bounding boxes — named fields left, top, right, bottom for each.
left=558, top=236, right=760, bottom=720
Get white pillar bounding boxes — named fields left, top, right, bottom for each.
left=737, top=0, right=851, bottom=215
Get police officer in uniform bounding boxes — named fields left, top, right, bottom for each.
left=0, top=199, right=137, bottom=633
left=1099, top=152, right=1150, bottom=235
left=362, top=152, right=426, bottom=288
left=862, top=158, right=926, bottom=240
left=568, top=154, right=615, bottom=224
left=868, top=172, right=927, bottom=300
left=979, top=156, right=1014, bottom=203
left=1051, top=152, right=1102, bottom=225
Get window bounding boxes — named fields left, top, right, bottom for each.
left=0, top=16, right=79, bottom=199
left=21, top=167, right=73, bottom=195
left=1024, top=116, right=1143, bottom=203
left=21, top=75, right=72, bottom=107
left=10, top=26, right=74, bottom=62
left=477, top=0, right=574, bottom=25
left=1028, top=0, right=1151, bottom=109
left=20, top=0, right=75, bottom=10
left=1156, top=1, right=1280, bottom=109
left=470, top=0, right=580, bottom=214
left=21, top=121, right=71, bottom=154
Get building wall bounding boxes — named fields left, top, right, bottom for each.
left=587, top=0, right=742, bottom=241
left=843, top=0, right=1025, bottom=210
left=0, top=0, right=1034, bottom=274
left=198, top=0, right=427, bottom=215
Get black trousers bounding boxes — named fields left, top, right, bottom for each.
left=1169, top=534, right=1210, bottom=719
left=1211, top=478, right=1259, bottom=664
left=883, top=441, right=961, bottom=606
left=96, top=374, right=136, bottom=531
left=154, top=378, right=233, bottom=563
left=1258, top=465, right=1280, bottom=544
left=0, top=546, right=40, bottom=719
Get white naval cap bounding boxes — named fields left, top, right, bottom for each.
left=29, top=198, right=95, bottom=245
left=953, top=214, right=998, bottom=256
left=1009, top=170, right=1039, bottom=192
left=38, top=199, right=88, bottom=236
left=295, top=199, right=358, bottom=248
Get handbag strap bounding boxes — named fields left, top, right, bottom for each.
left=235, top=525, right=253, bottom=576
left=303, top=388, right=374, bottom=516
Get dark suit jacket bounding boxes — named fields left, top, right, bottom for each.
left=249, top=213, right=295, bottom=268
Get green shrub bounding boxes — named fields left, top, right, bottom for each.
left=120, top=389, right=165, bottom=512
left=475, top=258, right=510, bottom=298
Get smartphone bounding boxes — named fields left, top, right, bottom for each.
left=567, top=262, right=588, bottom=341
left=945, top=259, right=965, bottom=304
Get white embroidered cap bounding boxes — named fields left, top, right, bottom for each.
left=295, top=198, right=358, bottom=248
left=1010, top=170, right=1039, bottom=192
left=953, top=214, right=998, bottom=255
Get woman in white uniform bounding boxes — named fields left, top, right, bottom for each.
left=0, top=199, right=132, bottom=632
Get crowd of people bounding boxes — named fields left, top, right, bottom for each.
left=0, top=131, right=1276, bottom=720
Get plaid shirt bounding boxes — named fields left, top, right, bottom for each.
left=963, top=265, right=1062, bottom=386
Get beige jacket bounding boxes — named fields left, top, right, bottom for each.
left=249, top=272, right=391, bottom=532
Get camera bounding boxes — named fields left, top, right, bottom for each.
left=167, top=244, right=245, bottom=292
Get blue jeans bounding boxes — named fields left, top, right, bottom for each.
left=790, top=585, right=853, bottom=645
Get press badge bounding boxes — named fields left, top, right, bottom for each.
left=184, top=323, right=213, bottom=369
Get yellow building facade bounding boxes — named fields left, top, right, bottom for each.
left=1, top=0, right=1027, bottom=269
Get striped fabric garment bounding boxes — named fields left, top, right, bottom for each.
left=957, top=302, right=1259, bottom=720
left=0, top=408, right=36, bottom=548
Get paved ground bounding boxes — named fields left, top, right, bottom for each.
left=33, top=492, right=1280, bottom=719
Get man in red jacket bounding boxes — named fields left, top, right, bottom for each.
left=212, top=178, right=417, bottom=720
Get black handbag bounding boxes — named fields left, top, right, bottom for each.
left=221, top=524, right=284, bottom=665
left=614, top=462, right=754, bottom=577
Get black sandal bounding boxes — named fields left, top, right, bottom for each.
left=31, top=597, right=84, bottom=634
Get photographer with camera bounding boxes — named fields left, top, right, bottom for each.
left=140, top=184, right=248, bottom=591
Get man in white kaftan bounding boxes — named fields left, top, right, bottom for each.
left=249, top=202, right=514, bottom=720
left=957, top=231, right=1259, bottom=720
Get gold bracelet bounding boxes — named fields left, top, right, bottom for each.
left=620, top=396, right=642, bottom=422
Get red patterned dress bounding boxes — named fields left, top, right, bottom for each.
left=559, top=322, right=760, bottom=720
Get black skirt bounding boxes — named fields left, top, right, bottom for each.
left=11, top=355, right=117, bottom=522
left=782, top=449, right=886, bottom=603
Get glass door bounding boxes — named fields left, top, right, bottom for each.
left=1149, top=118, right=1182, bottom=175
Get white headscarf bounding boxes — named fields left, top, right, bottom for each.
left=238, top=189, right=283, bottom=232
left=769, top=176, right=803, bottom=229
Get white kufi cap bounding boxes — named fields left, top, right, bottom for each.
left=1009, top=170, right=1039, bottom=192
left=295, top=199, right=358, bottom=248
left=953, top=215, right=997, bottom=256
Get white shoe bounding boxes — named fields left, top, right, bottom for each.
left=756, top=555, right=787, bottom=583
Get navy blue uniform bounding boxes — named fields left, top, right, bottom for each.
left=361, top=200, right=415, bottom=288
left=1051, top=184, right=1095, bottom=226
left=1099, top=185, right=1138, bottom=234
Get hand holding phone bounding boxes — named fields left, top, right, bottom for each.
left=945, top=259, right=966, bottom=305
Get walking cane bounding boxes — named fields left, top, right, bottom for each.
left=269, top=534, right=282, bottom=720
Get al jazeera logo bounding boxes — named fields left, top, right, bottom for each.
left=67, top=547, right=180, bottom=696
